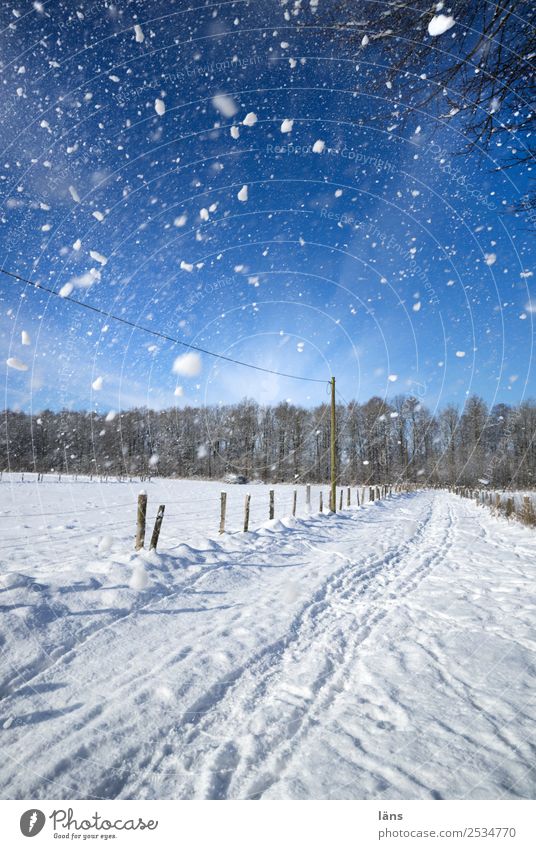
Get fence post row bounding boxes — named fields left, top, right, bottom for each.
left=129, top=482, right=536, bottom=553
left=456, top=486, right=536, bottom=528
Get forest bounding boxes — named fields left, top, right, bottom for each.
left=2, top=395, right=536, bottom=488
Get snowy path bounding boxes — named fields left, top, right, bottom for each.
left=0, top=491, right=534, bottom=800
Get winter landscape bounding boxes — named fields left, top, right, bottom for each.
left=1, top=0, right=535, bottom=805
left=0, top=475, right=535, bottom=799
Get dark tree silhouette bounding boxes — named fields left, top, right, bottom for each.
left=322, top=1, right=535, bottom=210
left=3, top=394, right=536, bottom=488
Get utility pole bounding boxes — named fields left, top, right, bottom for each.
left=330, top=376, right=337, bottom=512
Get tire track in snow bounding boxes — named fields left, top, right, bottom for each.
left=81, top=497, right=435, bottom=799
left=74, top=494, right=434, bottom=800
left=1, top=498, right=399, bottom=702
left=233, top=497, right=458, bottom=800
left=0, top=494, right=427, bottom=798
left=130, top=493, right=454, bottom=799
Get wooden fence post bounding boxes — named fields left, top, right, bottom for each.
left=269, top=489, right=275, bottom=520
left=243, top=493, right=251, bottom=532
left=149, top=504, right=165, bottom=551
left=356, top=488, right=360, bottom=506
left=361, top=486, right=365, bottom=504
left=306, top=484, right=311, bottom=511
left=219, top=491, right=227, bottom=534
left=319, top=491, right=323, bottom=512
left=347, top=486, right=351, bottom=507
left=523, top=495, right=536, bottom=526
left=292, top=489, right=297, bottom=517
left=339, top=488, right=343, bottom=510
left=135, top=491, right=147, bottom=550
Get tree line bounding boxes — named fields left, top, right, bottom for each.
left=2, top=395, right=536, bottom=488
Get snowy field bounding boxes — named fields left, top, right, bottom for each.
left=0, top=473, right=325, bottom=559
left=0, top=478, right=535, bottom=800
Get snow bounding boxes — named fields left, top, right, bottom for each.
left=6, top=357, right=28, bottom=371
left=281, top=118, right=294, bottom=133
left=230, top=126, right=240, bottom=139
left=89, top=250, right=107, bottom=266
left=21, top=330, right=31, bottom=346
left=172, top=351, right=202, bottom=376
left=242, top=112, right=258, bottom=126
left=130, top=562, right=149, bottom=591
left=91, top=376, right=103, bottom=390
left=133, top=24, right=144, bottom=43
left=59, top=282, right=73, bottom=298
left=428, top=14, right=455, bottom=37
left=0, top=483, right=534, bottom=800
left=237, top=184, right=249, bottom=202
left=212, top=94, right=239, bottom=118
left=66, top=268, right=101, bottom=289
left=312, top=139, right=325, bottom=153
left=154, top=98, right=166, bottom=116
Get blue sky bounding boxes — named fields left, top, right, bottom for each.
left=1, top=0, right=534, bottom=416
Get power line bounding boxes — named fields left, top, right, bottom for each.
left=1, top=267, right=329, bottom=385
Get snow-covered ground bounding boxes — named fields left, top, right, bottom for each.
left=0, top=479, right=534, bottom=800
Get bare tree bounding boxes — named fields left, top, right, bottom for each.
left=322, top=1, right=535, bottom=209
